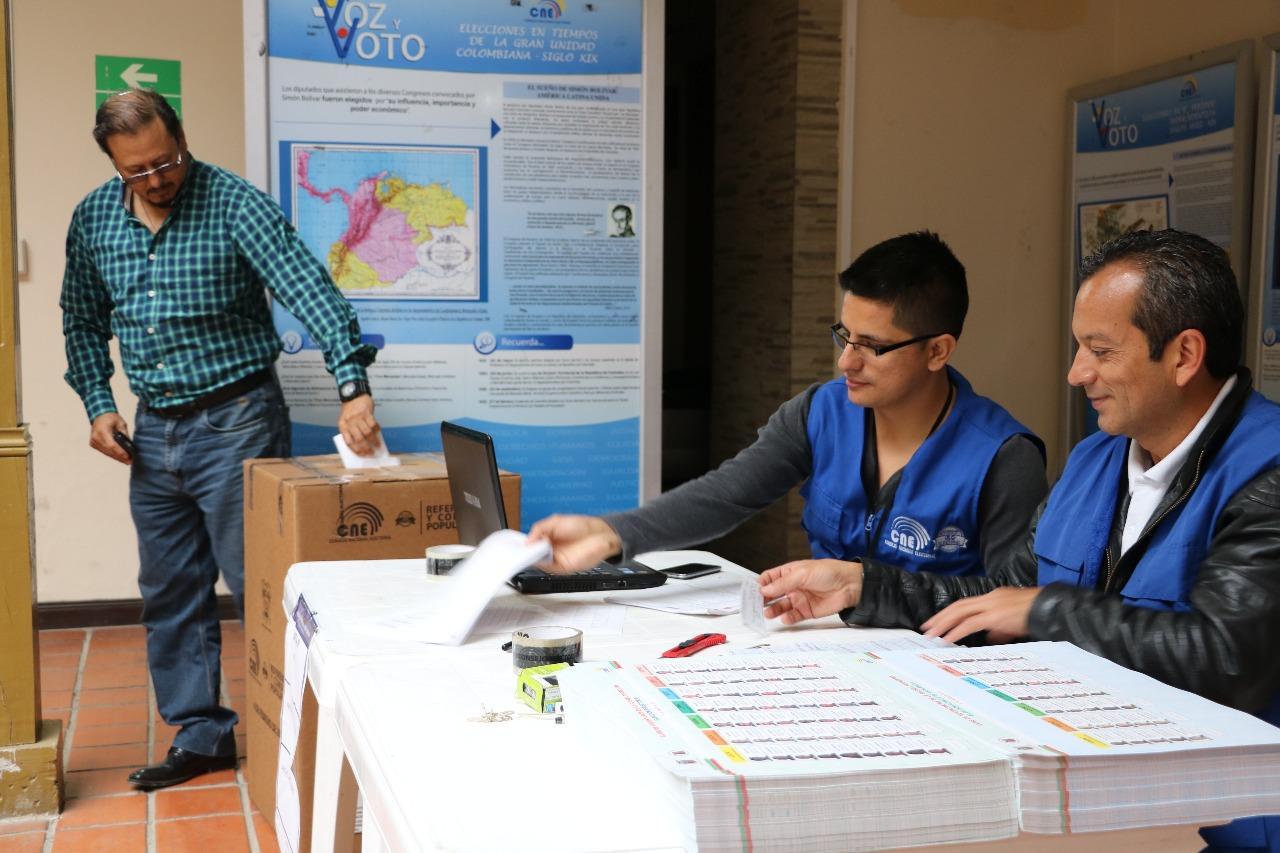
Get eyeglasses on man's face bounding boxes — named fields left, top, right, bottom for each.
left=116, top=150, right=185, bottom=186
left=830, top=323, right=943, bottom=358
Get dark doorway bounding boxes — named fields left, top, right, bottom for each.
left=662, top=1, right=716, bottom=490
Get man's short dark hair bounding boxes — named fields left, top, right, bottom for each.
left=1079, top=228, right=1242, bottom=379
left=838, top=231, right=968, bottom=338
left=92, top=88, right=184, bottom=155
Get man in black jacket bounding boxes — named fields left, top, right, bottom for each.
left=760, top=228, right=1280, bottom=851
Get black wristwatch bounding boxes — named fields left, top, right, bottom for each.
left=338, top=379, right=371, bottom=403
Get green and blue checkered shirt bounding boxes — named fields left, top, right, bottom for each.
left=61, top=157, right=375, bottom=421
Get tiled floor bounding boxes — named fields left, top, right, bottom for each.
left=0, top=623, right=278, bottom=853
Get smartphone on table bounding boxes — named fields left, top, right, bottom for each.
left=661, top=563, right=721, bottom=580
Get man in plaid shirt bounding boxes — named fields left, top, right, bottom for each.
left=61, top=89, right=382, bottom=789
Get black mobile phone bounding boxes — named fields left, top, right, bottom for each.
left=112, top=430, right=137, bottom=460
left=661, top=562, right=721, bottom=580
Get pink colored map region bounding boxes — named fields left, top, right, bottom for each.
left=295, top=149, right=419, bottom=284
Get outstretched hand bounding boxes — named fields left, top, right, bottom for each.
left=527, top=514, right=622, bottom=574
left=757, top=559, right=863, bottom=625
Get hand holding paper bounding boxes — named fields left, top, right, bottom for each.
left=418, top=530, right=552, bottom=645
left=757, top=559, right=863, bottom=625
left=333, top=432, right=399, bottom=469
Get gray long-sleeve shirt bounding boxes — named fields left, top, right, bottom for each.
left=604, top=383, right=1047, bottom=572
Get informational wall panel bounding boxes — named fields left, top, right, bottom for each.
left=254, top=0, right=661, bottom=524
left=1061, top=41, right=1254, bottom=447
left=1249, top=34, right=1280, bottom=403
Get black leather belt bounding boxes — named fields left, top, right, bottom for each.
left=147, top=369, right=274, bottom=419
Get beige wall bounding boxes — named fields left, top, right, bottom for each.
left=15, top=0, right=1280, bottom=600
left=13, top=0, right=246, bottom=601
left=851, top=0, right=1280, bottom=470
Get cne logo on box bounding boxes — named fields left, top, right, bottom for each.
left=336, top=501, right=384, bottom=537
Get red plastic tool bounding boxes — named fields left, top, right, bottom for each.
left=661, top=632, right=727, bottom=658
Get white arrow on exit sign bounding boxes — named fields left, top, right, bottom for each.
left=121, top=63, right=158, bottom=89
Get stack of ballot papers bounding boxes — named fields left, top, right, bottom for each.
left=558, top=642, right=1280, bottom=852
left=883, top=642, right=1280, bottom=835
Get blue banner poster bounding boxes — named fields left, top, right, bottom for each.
left=1072, top=61, right=1239, bottom=430
left=266, top=0, right=646, bottom=524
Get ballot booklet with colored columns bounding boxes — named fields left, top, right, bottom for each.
left=558, top=642, right=1280, bottom=853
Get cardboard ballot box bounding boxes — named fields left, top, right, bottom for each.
left=242, top=453, right=520, bottom=832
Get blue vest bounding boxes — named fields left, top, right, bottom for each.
left=800, top=368, right=1041, bottom=575
left=1035, top=388, right=1280, bottom=851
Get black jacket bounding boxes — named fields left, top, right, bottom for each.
left=846, top=370, right=1280, bottom=713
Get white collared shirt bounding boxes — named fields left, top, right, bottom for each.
left=1121, top=375, right=1236, bottom=554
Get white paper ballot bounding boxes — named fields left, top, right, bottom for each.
left=739, top=578, right=782, bottom=634
left=417, top=530, right=552, bottom=645
left=332, top=432, right=400, bottom=468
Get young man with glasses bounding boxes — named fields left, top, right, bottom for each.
left=531, top=231, right=1047, bottom=579
left=60, top=89, right=382, bottom=789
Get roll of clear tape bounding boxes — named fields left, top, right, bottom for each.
left=511, top=625, right=583, bottom=672
left=426, top=543, right=475, bottom=575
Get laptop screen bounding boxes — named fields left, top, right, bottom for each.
left=440, top=421, right=508, bottom=547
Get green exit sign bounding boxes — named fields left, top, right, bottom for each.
left=95, top=55, right=181, bottom=118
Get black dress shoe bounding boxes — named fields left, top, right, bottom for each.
left=127, top=747, right=237, bottom=790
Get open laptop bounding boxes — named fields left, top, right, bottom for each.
left=440, top=421, right=667, bottom=594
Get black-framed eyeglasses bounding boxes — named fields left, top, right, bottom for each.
left=116, top=150, right=185, bottom=186
left=830, top=324, right=942, bottom=357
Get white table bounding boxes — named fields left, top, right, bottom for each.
left=285, top=554, right=1205, bottom=853
left=283, top=550, right=860, bottom=852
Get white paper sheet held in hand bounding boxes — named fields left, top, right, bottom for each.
left=740, top=578, right=782, bottom=633
left=332, top=432, right=400, bottom=468
left=417, top=529, right=551, bottom=645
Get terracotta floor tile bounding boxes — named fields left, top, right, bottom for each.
left=39, top=652, right=84, bottom=670
left=70, top=722, right=146, bottom=748
left=155, top=785, right=243, bottom=819
left=64, top=769, right=137, bottom=800
left=175, top=767, right=238, bottom=789
left=74, top=704, right=148, bottom=728
left=0, top=833, right=45, bottom=853
left=0, top=820, right=48, bottom=837
left=66, top=743, right=148, bottom=773
left=88, top=626, right=145, bottom=644
left=252, top=810, right=280, bottom=853
left=51, top=822, right=145, bottom=852
left=38, top=630, right=86, bottom=651
left=41, top=690, right=73, bottom=711
left=76, top=686, right=148, bottom=708
left=55, top=791, right=145, bottom=829
left=85, top=650, right=148, bottom=670
left=80, top=665, right=149, bottom=691
left=156, top=814, right=250, bottom=852
left=39, top=669, right=77, bottom=692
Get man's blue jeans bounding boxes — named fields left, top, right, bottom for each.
left=129, top=378, right=290, bottom=757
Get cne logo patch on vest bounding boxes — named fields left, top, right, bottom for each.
left=884, top=517, right=969, bottom=559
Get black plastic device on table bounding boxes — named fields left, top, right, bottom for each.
left=661, top=563, right=721, bottom=579
left=439, top=421, right=668, bottom=594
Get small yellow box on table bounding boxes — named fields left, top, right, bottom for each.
left=517, top=663, right=571, bottom=713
